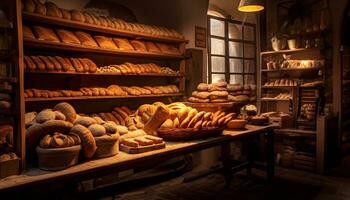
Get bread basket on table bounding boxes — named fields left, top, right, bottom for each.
left=94, top=133, right=119, bottom=158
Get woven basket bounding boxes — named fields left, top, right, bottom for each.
left=36, top=145, right=81, bottom=171
left=94, top=134, right=119, bottom=158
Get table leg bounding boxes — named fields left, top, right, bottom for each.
left=265, top=130, right=275, bottom=181
left=221, top=142, right=232, bottom=188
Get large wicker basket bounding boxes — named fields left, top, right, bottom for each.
left=94, top=134, right=119, bottom=158
left=36, top=145, right=81, bottom=171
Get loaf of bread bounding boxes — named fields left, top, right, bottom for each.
left=112, top=38, right=134, bottom=51
left=34, top=0, right=46, bottom=15
left=24, top=0, right=35, bottom=12
left=47, top=56, right=62, bottom=71
left=23, top=25, right=35, bottom=39
left=70, top=124, right=96, bottom=158
left=156, top=43, right=180, bottom=54
left=32, top=25, right=60, bottom=42
left=39, top=55, right=55, bottom=70
left=61, top=9, right=71, bottom=20
left=143, top=105, right=170, bottom=135
left=24, top=56, right=37, bottom=70
left=56, top=29, right=81, bottom=45
left=45, top=2, right=62, bottom=18
left=94, top=36, right=118, bottom=49
left=145, top=41, right=161, bottom=53
left=74, top=31, right=98, bottom=47
left=130, top=40, right=147, bottom=52
left=70, top=10, right=85, bottom=22
left=53, top=102, right=77, bottom=123
left=30, top=56, right=45, bottom=70
left=83, top=12, right=94, bottom=24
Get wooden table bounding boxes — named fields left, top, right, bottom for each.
left=0, top=125, right=276, bottom=194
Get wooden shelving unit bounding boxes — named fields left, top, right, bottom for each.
left=25, top=93, right=184, bottom=102
left=25, top=70, right=183, bottom=77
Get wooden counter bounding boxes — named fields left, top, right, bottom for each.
left=0, top=125, right=276, bottom=193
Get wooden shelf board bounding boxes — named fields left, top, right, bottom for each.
left=23, top=12, right=188, bottom=44
left=261, top=67, right=321, bottom=72
left=260, top=48, right=322, bottom=55
left=25, top=93, right=184, bottom=102
left=23, top=38, right=185, bottom=60
left=260, top=98, right=290, bottom=102
left=25, top=71, right=183, bottom=77
left=262, top=86, right=296, bottom=89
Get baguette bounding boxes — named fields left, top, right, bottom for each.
left=54, top=56, right=70, bottom=71
left=30, top=56, right=46, bottom=70
left=32, top=26, right=59, bottom=42
left=47, top=56, right=62, bottom=71
left=56, top=29, right=81, bottom=45
left=94, top=36, right=118, bottom=50
left=74, top=31, right=98, bottom=47
left=24, top=56, right=37, bottom=70
left=45, top=2, right=62, bottom=18
left=38, top=56, right=55, bottom=70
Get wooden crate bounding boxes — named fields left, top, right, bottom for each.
left=269, top=115, right=293, bottom=128
left=0, top=158, right=20, bottom=179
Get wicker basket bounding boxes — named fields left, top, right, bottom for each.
left=36, top=145, right=81, bottom=171
left=157, top=127, right=223, bottom=141
left=94, top=134, right=119, bottom=158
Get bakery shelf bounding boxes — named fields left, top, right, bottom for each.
left=261, top=67, right=321, bottom=72
left=261, top=86, right=297, bottom=89
left=25, top=93, right=184, bottom=102
left=260, top=48, right=322, bottom=55
left=260, top=98, right=291, bottom=102
left=23, top=38, right=185, bottom=60
left=24, top=70, right=184, bottom=77
left=22, top=12, right=188, bottom=44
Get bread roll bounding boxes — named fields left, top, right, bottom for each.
left=47, top=56, right=62, bottom=71
left=39, top=56, right=55, bottom=70
left=56, top=29, right=81, bottom=45
left=70, top=58, right=84, bottom=72
left=24, top=0, right=35, bottom=12
left=94, top=36, right=118, bottom=49
left=188, top=97, right=209, bottom=103
left=24, top=56, right=37, bottom=70
left=36, top=109, right=56, bottom=123
left=77, top=58, right=90, bottom=72
left=23, top=25, right=35, bottom=39
left=97, top=16, right=108, bottom=27
left=34, top=0, right=46, bottom=15
left=30, top=56, right=45, bottom=70
left=54, top=56, right=70, bottom=71
left=74, top=31, right=98, bottom=47
left=32, top=26, right=60, bottom=42
left=63, top=57, right=75, bottom=71
left=70, top=124, right=96, bottom=158
left=112, top=38, right=134, bottom=51
left=83, top=12, right=94, bottom=24
left=90, top=14, right=100, bottom=26
left=70, top=10, right=85, bottom=22
left=81, top=58, right=97, bottom=73
left=45, top=2, right=62, bottom=18
left=61, top=9, right=71, bottom=20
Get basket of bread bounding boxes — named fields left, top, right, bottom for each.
left=135, top=102, right=236, bottom=141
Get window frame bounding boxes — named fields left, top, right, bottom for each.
left=207, top=15, right=257, bottom=84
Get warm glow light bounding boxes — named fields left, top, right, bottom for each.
left=238, top=0, right=264, bottom=12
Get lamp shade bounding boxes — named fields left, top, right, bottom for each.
left=238, top=0, right=264, bottom=12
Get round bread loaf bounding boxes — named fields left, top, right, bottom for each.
left=74, top=116, right=97, bottom=127
left=197, top=83, right=209, bottom=91
left=53, top=102, right=77, bottom=123
left=36, top=109, right=56, bottom=123
left=88, top=124, right=106, bottom=137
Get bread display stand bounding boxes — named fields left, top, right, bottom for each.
left=120, top=142, right=166, bottom=154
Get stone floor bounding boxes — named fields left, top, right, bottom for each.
left=101, top=167, right=350, bottom=200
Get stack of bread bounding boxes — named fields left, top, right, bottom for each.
left=300, top=104, right=316, bottom=120
left=119, top=129, right=165, bottom=153
left=97, top=63, right=179, bottom=75
left=22, top=0, right=184, bottom=40
left=23, top=24, right=182, bottom=55
left=0, top=93, right=11, bottom=110
left=24, top=55, right=97, bottom=72
left=0, top=125, right=18, bottom=163
left=188, top=81, right=229, bottom=103
left=24, top=85, right=180, bottom=98
left=227, top=84, right=256, bottom=102
left=264, top=79, right=297, bottom=87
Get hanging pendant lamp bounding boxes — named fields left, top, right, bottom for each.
left=238, top=0, right=264, bottom=12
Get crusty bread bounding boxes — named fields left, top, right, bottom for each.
left=23, top=25, right=35, bottom=39
left=24, top=56, right=37, bottom=70
left=156, top=43, right=180, bottom=55
left=94, top=36, right=118, bottom=49
left=70, top=10, right=85, bottom=22
left=47, top=56, right=62, bottom=71
left=34, top=0, right=46, bottom=15
left=112, top=38, right=134, bottom=51
left=145, top=41, right=161, bottom=53
left=70, top=124, right=96, bottom=158
left=56, top=29, right=81, bottom=45
left=54, top=56, right=70, bottom=71
left=74, top=31, right=98, bottom=47
left=61, top=9, right=71, bottom=20
left=45, top=2, right=62, bottom=18
left=30, top=56, right=45, bottom=70
left=70, top=58, right=84, bottom=72
left=32, top=26, right=60, bottom=42
left=24, top=0, right=35, bottom=13
left=39, top=55, right=55, bottom=70
left=130, top=40, right=147, bottom=52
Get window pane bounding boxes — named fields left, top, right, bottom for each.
left=212, top=74, right=225, bottom=83
left=229, top=41, right=242, bottom=57
left=244, top=43, right=255, bottom=58
left=244, top=60, right=255, bottom=73
left=210, top=18, right=225, bottom=37
left=229, top=59, right=243, bottom=73
left=211, top=38, right=225, bottom=55
left=243, top=26, right=255, bottom=41
left=230, top=75, right=243, bottom=84
left=244, top=75, right=255, bottom=84
left=229, top=23, right=242, bottom=39
left=211, top=56, right=225, bottom=72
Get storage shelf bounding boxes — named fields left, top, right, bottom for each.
left=25, top=93, right=184, bottom=102
left=261, top=67, right=321, bottom=72
left=23, top=12, right=187, bottom=44
left=25, top=71, right=184, bottom=77
left=260, top=98, right=291, bottom=102
left=260, top=48, right=322, bottom=55
left=262, top=86, right=296, bottom=89
left=23, top=38, right=185, bottom=60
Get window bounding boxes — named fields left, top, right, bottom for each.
left=208, top=15, right=257, bottom=84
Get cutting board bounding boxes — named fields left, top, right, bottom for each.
left=120, top=142, right=166, bottom=154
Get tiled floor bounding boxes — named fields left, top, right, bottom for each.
left=106, top=167, right=350, bottom=200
